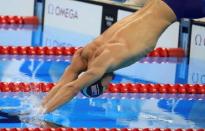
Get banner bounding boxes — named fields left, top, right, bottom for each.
left=189, top=24, right=205, bottom=60
left=44, top=0, right=103, bottom=39
left=0, top=0, right=35, bottom=16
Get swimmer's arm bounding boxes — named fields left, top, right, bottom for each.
left=42, top=0, right=176, bottom=113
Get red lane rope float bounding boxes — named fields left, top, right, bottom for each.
left=0, top=128, right=204, bottom=131
left=0, top=46, right=185, bottom=57
left=0, top=82, right=54, bottom=92
left=0, top=46, right=78, bottom=56
left=147, top=48, right=185, bottom=58
left=0, top=16, right=39, bottom=25
left=0, top=82, right=205, bottom=94
left=107, top=83, right=205, bottom=94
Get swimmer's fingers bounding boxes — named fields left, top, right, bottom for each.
left=42, top=48, right=87, bottom=105
left=44, top=51, right=113, bottom=113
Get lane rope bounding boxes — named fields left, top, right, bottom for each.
left=0, top=16, right=39, bottom=25
left=0, top=82, right=204, bottom=94
left=0, top=46, right=185, bottom=58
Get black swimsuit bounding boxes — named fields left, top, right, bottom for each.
left=164, top=0, right=205, bottom=20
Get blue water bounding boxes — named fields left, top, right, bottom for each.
left=0, top=26, right=205, bottom=128
left=0, top=55, right=204, bottom=128
left=0, top=92, right=205, bottom=128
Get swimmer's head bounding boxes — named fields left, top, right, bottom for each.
left=80, top=73, right=114, bottom=97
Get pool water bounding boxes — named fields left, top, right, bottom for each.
left=0, top=25, right=205, bottom=128
left=0, top=55, right=204, bottom=128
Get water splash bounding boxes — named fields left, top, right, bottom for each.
left=17, top=91, right=47, bottom=127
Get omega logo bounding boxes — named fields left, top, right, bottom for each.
left=47, top=4, right=78, bottom=19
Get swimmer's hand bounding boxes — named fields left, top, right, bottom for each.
left=42, top=0, right=176, bottom=113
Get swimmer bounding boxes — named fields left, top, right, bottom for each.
left=42, top=0, right=205, bottom=113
